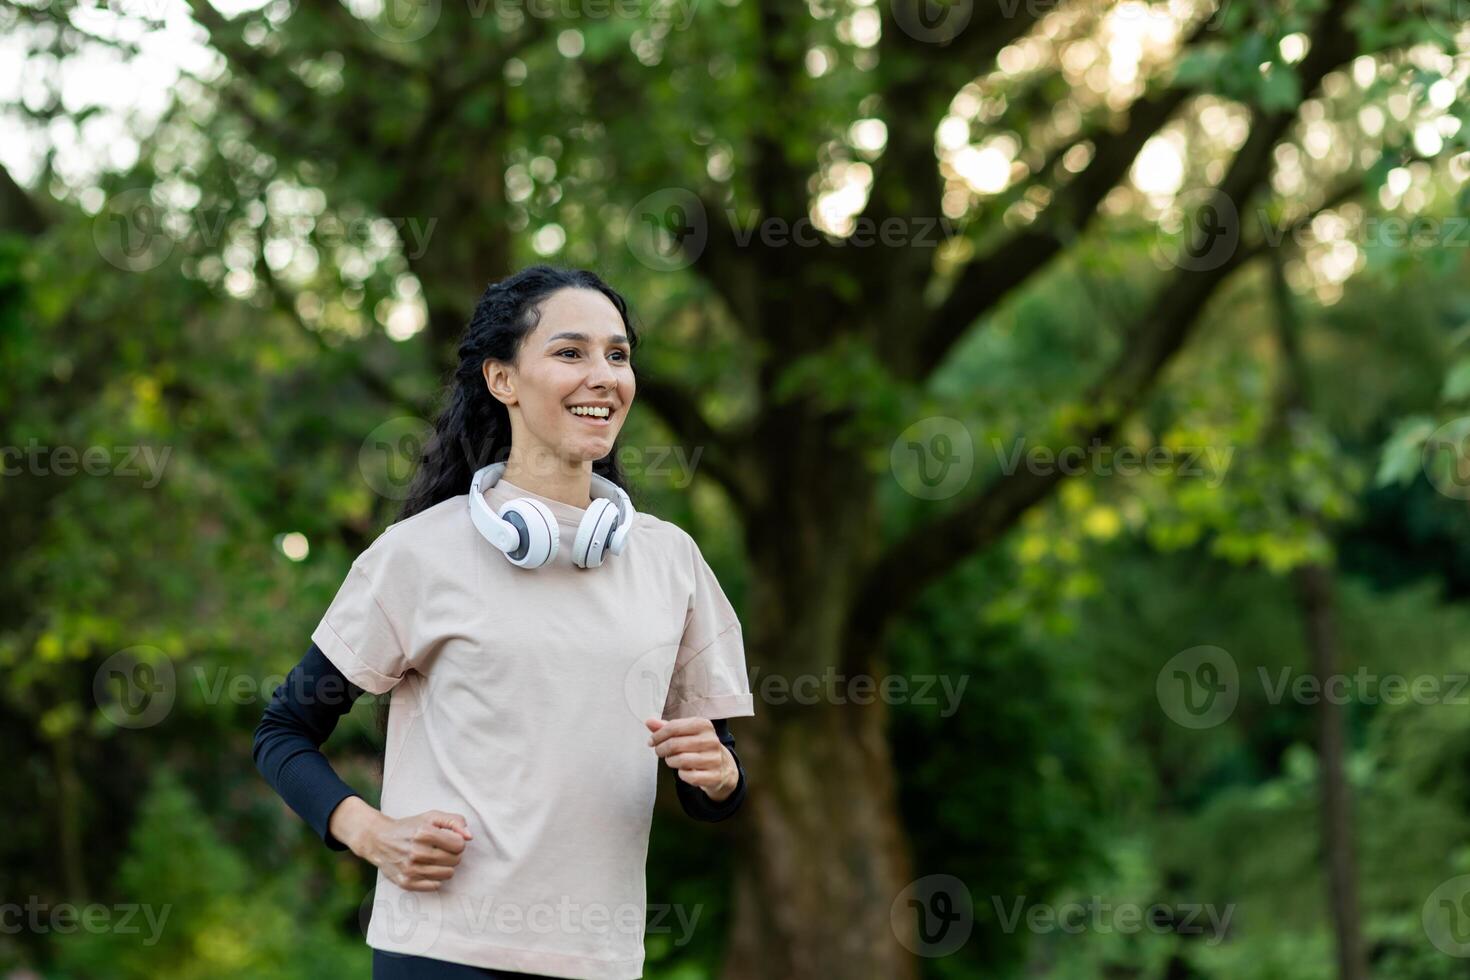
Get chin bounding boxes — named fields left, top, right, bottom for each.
left=570, top=435, right=617, bottom=457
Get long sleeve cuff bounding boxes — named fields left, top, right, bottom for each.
left=674, top=719, right=747, bottom=822
left=268, top=749, right=364, bottom=851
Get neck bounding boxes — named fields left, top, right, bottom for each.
left=500, top=449, right=594, bottom=509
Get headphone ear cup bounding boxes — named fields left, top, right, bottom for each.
left=498, top=498, right=560, bottom=568
left=572, top=497, right=621, bottom=569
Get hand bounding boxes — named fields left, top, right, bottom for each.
left=354, top=807, right=473, bottom=892
left=645, top=716, right=739, bottom=802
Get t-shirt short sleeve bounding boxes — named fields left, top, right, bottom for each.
left=311, top=533, right=417, bottom=696
left=662, top=534, right=756, bottom=722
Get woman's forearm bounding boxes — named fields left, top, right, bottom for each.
left=252, top=642, right=371, bottom=851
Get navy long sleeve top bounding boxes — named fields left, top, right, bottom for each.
left=253, top=643, right=748, bottom=851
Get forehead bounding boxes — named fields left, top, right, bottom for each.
left=529, top=288, right=624, bottom=343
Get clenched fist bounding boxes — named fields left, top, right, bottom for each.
left=644, top=716, right=739, bottom=801
left=336, top=802, right=473, bottom=892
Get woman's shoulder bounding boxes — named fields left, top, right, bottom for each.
left=626, top=508, right=695, bottom=555
left=353, top=494, right=476, bottom=570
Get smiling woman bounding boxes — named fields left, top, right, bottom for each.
left=252, top=265, right=755, bottom=980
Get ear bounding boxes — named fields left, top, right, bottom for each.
left=482, top=359, right=517, bottom=407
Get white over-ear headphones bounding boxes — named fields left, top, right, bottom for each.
left=468, top=461, right=636, bottom=570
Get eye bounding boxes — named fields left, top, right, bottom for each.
left=559, top=348, right=629, bottom=362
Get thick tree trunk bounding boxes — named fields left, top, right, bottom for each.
left=719, top=418, right=918, bottom=978
left=1294, top=563, right=1369, bottom=980
left=724, top=698, right=917, bottom=979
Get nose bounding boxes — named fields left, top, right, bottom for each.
left=585, top=353, right=618, bottom=392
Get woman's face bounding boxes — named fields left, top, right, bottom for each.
left=486, top=287, right=635, bottom=466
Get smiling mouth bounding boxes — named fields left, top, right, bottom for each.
left=567, top=406, right=614, bottom=425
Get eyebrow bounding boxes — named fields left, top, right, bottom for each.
left=544, top=331, right=630, bottom=346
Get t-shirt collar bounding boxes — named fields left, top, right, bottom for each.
left=482, top=476, right=591, bottom=531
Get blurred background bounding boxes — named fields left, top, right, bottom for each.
left=2, top=0, right=1469, bottom=977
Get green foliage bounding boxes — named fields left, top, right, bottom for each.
left=47, top=769, right=367, bottom=980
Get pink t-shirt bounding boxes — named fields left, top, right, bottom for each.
left=311, top=476, right=755, bottom=979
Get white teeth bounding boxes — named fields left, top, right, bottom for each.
left=569, top=406, right=611, bottom=418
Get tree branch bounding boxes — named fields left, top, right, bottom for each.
left=850, top=0, right=1360, bottom=638
left=906, top=16, right=1225, bottom=379
left=909, top=89, right=1198, bottom=378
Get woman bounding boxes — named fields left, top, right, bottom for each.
left=253, top=265, right=754, bottom=980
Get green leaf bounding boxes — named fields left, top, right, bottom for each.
left=1374, top=415, right=1435, bottom=486
left=1258, top=65, right=1302, bottom=111
left=1444, top=358, right=1470, bottom=401
left=1172, top=46, right=1228, bottom=88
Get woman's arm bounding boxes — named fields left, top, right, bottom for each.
left=673, top=719, right=747, bottom=822
left=252, top=642, right=374, bottom=851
